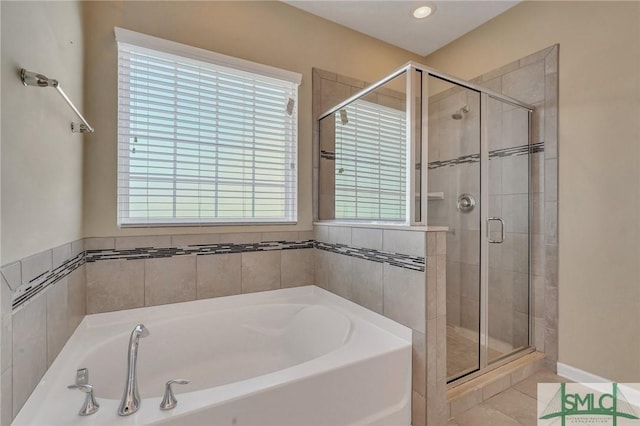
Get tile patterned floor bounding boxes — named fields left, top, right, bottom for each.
left=447, top=325, right=505, bottom=379
left=449, top=370, right=570, bottom=426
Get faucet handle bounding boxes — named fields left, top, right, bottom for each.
left=160, top=379, right=190, bottom=410
left=68, top=384, right=100, bottom=416
left=75, top=368, right=89, bottom=385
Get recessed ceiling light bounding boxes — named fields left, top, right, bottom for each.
left=413, top=5, right=434, bottom=19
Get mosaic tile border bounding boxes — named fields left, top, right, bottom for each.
left=85, top=240, right=315, bottom=262
left=315, top=241, right=426, bottom=272
left=12, top=252, right=85, bottom=311
left=428, top=142, right=544, bottom=170
left=10, top=238, right=426, bottom=311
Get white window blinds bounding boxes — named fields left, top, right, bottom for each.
left=334, top=100, right=407, bottom=221
left=116, top=29, right=300, bottom=226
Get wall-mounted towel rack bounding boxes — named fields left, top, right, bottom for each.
left=21, top=69, right=94, bottom=133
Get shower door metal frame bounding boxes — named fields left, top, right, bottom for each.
left=477, top=92, right=536, bottom=378
left=317, top=61, right=534, bottom=227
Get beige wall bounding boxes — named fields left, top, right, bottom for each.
left=82, top=1, right=423, bottom=238
left=425, top=1, right=640, bottom=381
left=1, top=1, right=84, bottom=265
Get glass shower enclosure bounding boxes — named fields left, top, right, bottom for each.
left=317, top=62, right=534, bottom=383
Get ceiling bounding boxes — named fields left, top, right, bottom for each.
left=283, top=1, right=521, bottom=56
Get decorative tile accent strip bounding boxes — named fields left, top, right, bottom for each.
left=10, top=237, right=424, bottom=310
left=12, top=252, right=85, bottom=311
left=315, top=241, right=425, bottom=272
left=428, top=142, right=544, bottom=170
left=85, top=240, right=315, bottom=262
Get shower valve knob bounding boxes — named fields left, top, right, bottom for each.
left=457, top=193, right=476, bottom=212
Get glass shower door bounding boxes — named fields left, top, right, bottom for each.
left=484, top=96, right=531, bottom=364
left=428, top=80, right=532, bottom=383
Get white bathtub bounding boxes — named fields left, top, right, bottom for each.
left=13, top=286, right=412, bottom=425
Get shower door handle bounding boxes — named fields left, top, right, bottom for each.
left=487, top=217, right=505, bottom=244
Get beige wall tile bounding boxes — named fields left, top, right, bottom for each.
left=84, top=237, right=114, bottom=250
left=2, top=367, right=12, bottom=425
left=314, top=225, right=329, bottom=243
left=426, top=257, right=437, bottom=320
left=436, top=255, right=447, bottom=318
left=67, top=265, right=86, bottom=335
left=501, top=155, right=529, bottom=195
left=313, top=68, right=337, bottom=82
left=436, top=316, right=447, bottom=390
left=197, top=254, right=241, bottom=299
left=145, top=256, right=196, bottom=306
left=436, top=232, right=447, bottom=255
left=51, top=244, right=71, bottom=269
left=351, top=258, right=383, bottom=314
left=70, top=239, right=85, bottom=257
left=241, top=251, right=281, bottom=294
left=502, top=62, right=545, bottom=105
left=86, top=259, right=144, bottom=314
left=328, top=226, right=351, bottom=245
left=383, top=230, right=425, bottom=257
left=115, top=235, right=171, bottom=250
left=262, top=232, right=299, bottom=242
left=171, top=234, right=220, bottom=247
left=12, top=297, right=46, bottom=417
left=320, top=79, right=350, bottom=115
left=519, top=45, right=553, bottom=67
left=327, top=252, right=352, bottom=300
left=45, top=279, right=70, bottom=367
left=412, top=331, right=426, bottom=397
left=1, top=280, right=13, bottom=375
left=220, top=233, right=262, bottom=244
left=544, top=158, right=557, bottom=202
left=314, top=249, right=329, bottom=290
left=281, top=249, right=314, bottom=288
left=383, top=265, right=425, bottom=332
left=299, top=231, right=314, bottom=241
left=351, top=228, right=382, bottom=250
left=21, top=250, right=52, bottom=285
left=426, top=233, right=437, bottom=257
left=412, top=391, right=426, bottom=426
left=1, top=262, right=21, bottom=291
left=545, top=201, right=558, bottom=245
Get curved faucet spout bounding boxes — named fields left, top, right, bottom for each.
left=118, top=324, right=150, bottom=416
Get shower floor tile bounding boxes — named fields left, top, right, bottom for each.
left=447, top=325, right=504, bottom=379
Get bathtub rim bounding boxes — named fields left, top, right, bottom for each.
left=13, top=285, right=413, bottom=426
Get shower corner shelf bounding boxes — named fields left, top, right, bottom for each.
left=427, top=192, right=444, bottom=200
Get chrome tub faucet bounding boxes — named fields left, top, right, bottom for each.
left=118, top=324, right=149, bottom=416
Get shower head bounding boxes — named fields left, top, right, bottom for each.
left=451, top=105, right=470, bottom=120
left=21, top=69, right=58, bottom=88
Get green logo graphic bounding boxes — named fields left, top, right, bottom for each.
left=539, top=383, right=639, bottom=425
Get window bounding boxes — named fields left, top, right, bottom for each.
left=334, top=100, right=407, bottom=221
left=115, top=28, right=301, bottom=226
